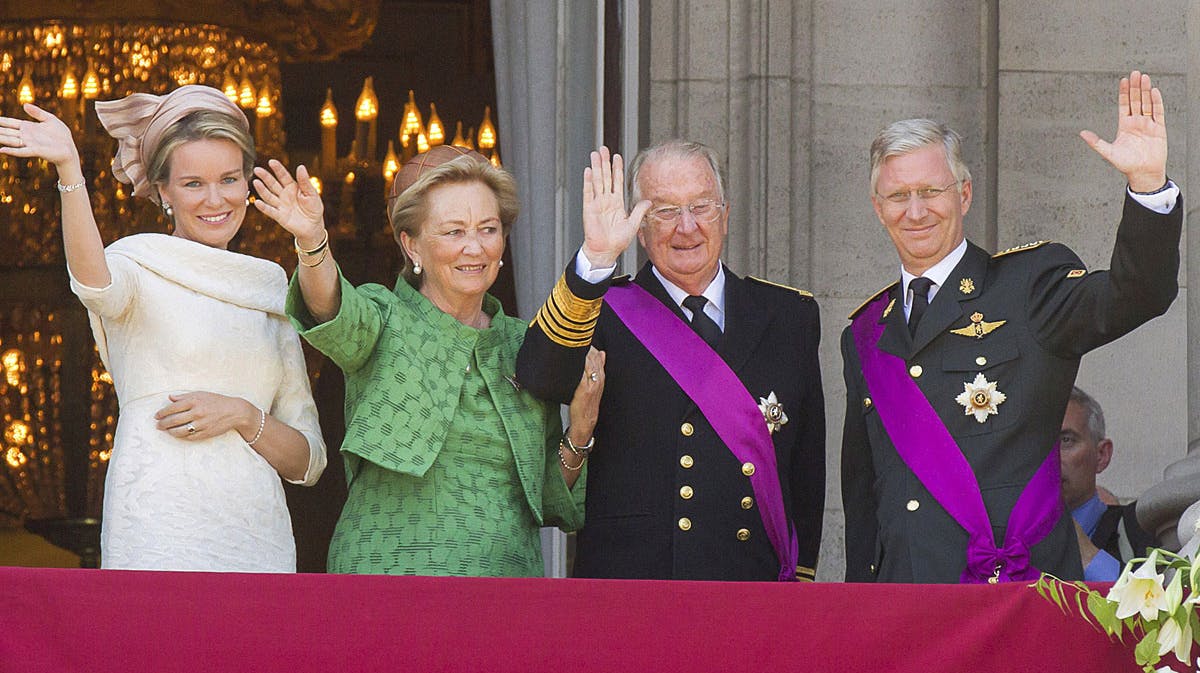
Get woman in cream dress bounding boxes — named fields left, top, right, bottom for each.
left=0, top=85, right=326, bottom=572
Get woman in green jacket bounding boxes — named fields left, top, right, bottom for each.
left=258, top=145, right=602, bottom=576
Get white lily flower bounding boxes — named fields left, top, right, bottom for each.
left=1108, top=554, right=1169, bottom=621
left=1156, top=612, right=1194, bottom=664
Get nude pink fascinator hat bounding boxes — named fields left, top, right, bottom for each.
left=95, top=84, right=249, bottom=204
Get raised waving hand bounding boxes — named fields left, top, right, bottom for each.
left=580, top=146, right=651, bottom=269
left=1080, top=70, right=1168, bottom=193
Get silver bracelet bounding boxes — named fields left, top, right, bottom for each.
left=247, top=406, right=266, bottom=446
left=56, top=179, right=86, bottom=193
left=562, top=426, right=595, bottom=455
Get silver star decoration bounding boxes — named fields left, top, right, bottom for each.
left=955, top=372, right=1007, bottom=423
left=758, top=392, right=788, bottom=434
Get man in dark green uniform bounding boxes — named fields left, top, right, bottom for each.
left=841, top=71, right=1182, bottom=583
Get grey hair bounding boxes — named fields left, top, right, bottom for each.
left=1069, top=386, right=1107, bottom=444
left=628, top=139, right=726, bottom=204
left=869, top=118, right=972, bottom=194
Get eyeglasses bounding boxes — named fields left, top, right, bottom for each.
left=645, top=199, right=727, bottom=225
left=876, top=181, right=960, bottom=205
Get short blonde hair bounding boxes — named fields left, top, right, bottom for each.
left=388, top=156, right=520, bottom=286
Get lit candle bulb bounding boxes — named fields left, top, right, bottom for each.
left=82, top=65, right=100, bottom=137
left=222, top=71, right=239, bottom=105
left=427, top=104, right=444, bottom=146
left=255, top=78, right=273, bottom=145
left=319, top=88, right=337, bottom=176
left=59, top=69, right=79, bottom=129
left=238, top=74, right=255, bottom=110
left=451, top=121, right=468, bottom=148
left=477, top=106, right=496, bottom=150
left=402, top=90, right=422, bottom=138
left=383, top=141, right=399, bottom=182
left=17, top=71, right=34, bottom=105
left=355, top=77, right=379, bottom=161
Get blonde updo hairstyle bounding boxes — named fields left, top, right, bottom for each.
left=147, top=109, right=257, bottom=199
left=387, top=156, right=520, bottom=287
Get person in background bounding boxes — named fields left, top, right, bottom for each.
left=1061, top=386, right=1156, bottom=581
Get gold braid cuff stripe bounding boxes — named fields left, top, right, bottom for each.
left=531, top=274, right=603, bottom=347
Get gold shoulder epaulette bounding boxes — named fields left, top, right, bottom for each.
left=848, top=281, right=899, bottom=320
left=747, top=276, right=813, bottom=297
left=993, top=240, right=1051, bottom=258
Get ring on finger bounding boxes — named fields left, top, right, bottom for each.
left=186, top=423, right=197, bottom=434
left=588, top=371, right=599, bottom=382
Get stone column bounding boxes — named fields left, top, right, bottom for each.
left=1138, top=2, right=1199, bottom=549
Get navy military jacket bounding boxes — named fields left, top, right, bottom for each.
left=841, top=193, right=1182, bottom=583
left=518, top=261, right=825, bottom=581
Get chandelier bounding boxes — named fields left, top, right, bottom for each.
left=313, top=80, right=501, bottom=235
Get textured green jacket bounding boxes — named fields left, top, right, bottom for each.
left=286, top=270, right=584, bottom=531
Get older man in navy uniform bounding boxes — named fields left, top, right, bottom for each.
left=841, top=71, right=1182, bottom=584
left=517, top=140, right=825, bottom=581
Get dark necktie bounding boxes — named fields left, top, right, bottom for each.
left=682, top=295, right=722, bottom=349
left=908, top=276, right=935, bottom=337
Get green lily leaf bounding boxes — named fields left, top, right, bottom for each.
left=1133, top=629, right=1160, bottom=666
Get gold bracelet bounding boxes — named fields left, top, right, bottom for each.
left=295, top=230, right=329, bottom=256
left=557, top=444, right=586, bottom=471
left=297, top=246, right=328, bottom=267
left=56, top=179, right=86, bottom=193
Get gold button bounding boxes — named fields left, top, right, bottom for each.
left=906, top=499, right=920, bottom=511
left=679, top=485, right=694, bottom=500
left=736, top=528, right=750, bottom=542
left=741, top=462, right=755, bottom=476
left=680, top=455, right=694, bottom=468
left=680, top=422, right=694, bottom=436
left=909, top=365, right=923, bottom=378
left=740, top=496, right=754, bottom=510
left=862, top=397, right=872, bottom=409
left=975, top=356, right=987, bottom=366
left=678, top=517, right=692, bottom=531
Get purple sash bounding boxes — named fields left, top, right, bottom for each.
left=605, top=283, right=799, bottom=581
left=850, top=294, right=1063, bottom=583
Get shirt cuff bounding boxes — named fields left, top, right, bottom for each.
left=574, top=248, right=617, bottom=284
left=1083, top=549, right=1122, bottom=583
left=1127, top=180, right=1179, bottom=214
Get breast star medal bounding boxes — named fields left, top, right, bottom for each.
left=758, top=392, right=788, bottom=434
left=950, top=312, right=1007, bottom=339
left=959, top=278, right=975, bottom=294
left=955, top=373, right=1006, bottom=423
